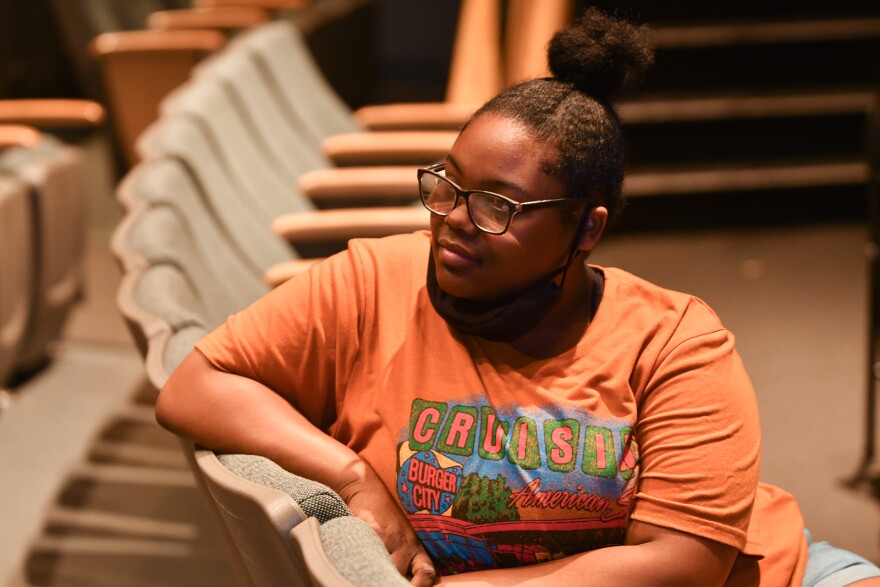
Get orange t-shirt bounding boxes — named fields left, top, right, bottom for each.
left=196, top=231, right=807, bottom=583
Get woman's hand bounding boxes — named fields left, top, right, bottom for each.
left=158, top=351, right=436, bottom=584
left=337, top=465, right=436, bottom=587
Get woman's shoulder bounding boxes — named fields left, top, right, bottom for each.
left=596, top=265, right=727, bottom=338
left=343, top=230, right=432, bottom=289
left=599, top=266, right=706, bottom=305
left=348, top=230, right=431, bottom=255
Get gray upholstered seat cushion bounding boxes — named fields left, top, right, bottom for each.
left=320, top=516, right=411, bottom=587
left=216, top=454, right=413, bottom=585
left=217, top=453, right=351, bottom=523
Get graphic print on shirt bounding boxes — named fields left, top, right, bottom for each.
left=397, top=397, right=639, bottom=575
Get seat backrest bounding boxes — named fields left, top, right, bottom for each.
left=134, top=263, right=213, bottom=383
left=135, top=116, right=296, bottom=273
left=193, top=43, right=330, bottom=179
left=0, top=141, right=88, bottom=371
left=114, top=158, right=270, bottom=327
left=230, top=20, right=360, bottom=144
left=126, top=206, right=253, bottom=327
left=0, top=175, right=35, bottom=385
left=193, top=449, right=411, bottom=587
left=158, top=74, right=317, bottom=223
left=193, top=447, right=342, bottom=587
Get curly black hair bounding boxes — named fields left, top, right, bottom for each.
left=469, top=8, right=654, bottom=223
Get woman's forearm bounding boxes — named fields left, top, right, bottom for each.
left=156, top=349, right=436, bottom=584
left=436, top=520, right=737, bottom=587
left=155, top=349, right=366, bottom=494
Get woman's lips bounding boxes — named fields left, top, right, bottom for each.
left=436, top=240, right=480, bottom=270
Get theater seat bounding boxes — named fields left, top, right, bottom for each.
left=194, top=448, right=410, bottom=587
left=90, top=29, right=226, bottom=166
left=134, top=115, right=297, bottom=273
left=0, top=138, right=88, bottom=374
left=112, top=157, right=271, bottom=333
left=113, top=202, right=410, bottom=587
left=0, top=176, right=34, bottom=386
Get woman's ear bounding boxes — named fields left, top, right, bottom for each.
left=577, top=206, right=608, bottom=252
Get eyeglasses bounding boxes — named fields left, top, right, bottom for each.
left=417, top=163, right=590, bottom=235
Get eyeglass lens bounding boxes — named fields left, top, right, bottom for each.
left=419, top=172, right=512, bottom=234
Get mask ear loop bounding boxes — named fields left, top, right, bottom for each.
left=551, top=204, right=595, bottom=289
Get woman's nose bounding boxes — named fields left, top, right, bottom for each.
left=444, top=196, right=479, bottom=234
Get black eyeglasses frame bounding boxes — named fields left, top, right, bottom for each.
left=417, top=163, right=592, bottom=235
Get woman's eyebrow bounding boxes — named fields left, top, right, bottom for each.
left=445, top=153, right=460, bottom=173
left=445, top=153, right=531, bottom=197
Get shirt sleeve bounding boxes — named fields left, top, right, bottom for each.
left=195, top=247, right=364, bottom=431
left=629, top=298, right=762, bottom=550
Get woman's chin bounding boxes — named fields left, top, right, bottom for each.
left=436, top=272, right=512, bottom=302
left=435, top=272, right=476, bottom=299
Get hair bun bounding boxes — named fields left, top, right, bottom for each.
left=547, top=8, right=654, bottom=101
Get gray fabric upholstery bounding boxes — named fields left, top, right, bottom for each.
left=194, top=46, right=329, bottom=179
left=159, top=79, right=316, bottom=226
left=136, top=118, right=296, bottom=273
left=0, top=135, right=63, bottom=171
left=320, top=516, right=412, bottom=587
left=164, top=325, right=209, bottom=378
left=0, top=176, right=33, bottom=385
left=135, top=262, right=207, bottom=331
left=0, top=140, right=87, bottom=371
left=126, top=156, right=287, bottom=282
left=216, top=453, right=411, bottom=587
left=218, top=454, right=351, bottom=524
left=127, top=206, right=258, bottom=328
left=233, top=21, right=360, bottom=147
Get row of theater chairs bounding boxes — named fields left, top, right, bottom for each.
left=111, top=0, right=574, bottom=287
left=90, top=0, right=571, bottom=169
left=113, top=170, right=410, bottom=584
left=107, top=5, right=569, bottom=582
left=0, top=125, right=89, bottom=388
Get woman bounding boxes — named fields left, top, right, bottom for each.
left=157, top=9, right=880, bottom=586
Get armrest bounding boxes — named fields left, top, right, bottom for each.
left=148, top=7, right=269, bottom=32
left=0, top=125, right=43, bottom=148
left=321, top=131, right=457, bottom=167
left=193, top=0, right=310, bottom=9
left=306, top=516, right=411, bottom=587
left=353, top=102, right=479, bottom=131
left=89, top=29, right=227, bottom=56
left=297, top=166, right=419, bottom=204
left=272, top=206, right=429, bottom=244
left=0, top=100, right=105, bottom=130
left=264, top=258, right=321, bottom=287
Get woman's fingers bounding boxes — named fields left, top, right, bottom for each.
left=409, top=550, right=437, bottom=587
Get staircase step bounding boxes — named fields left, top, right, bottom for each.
left=88, top=440, right=188, bottom=469
left=652, top=17, right=880, bottom=48
left=28, top=534, right=193, bottom=558
left=585, top=0, right=880, bottom=26
left=624, top=160, right=869, bottom=197
left=617, top=90, right=875, bottom=124
left=44, top=507, right=198, bottom=540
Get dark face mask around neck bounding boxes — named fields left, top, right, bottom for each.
left=426, top=254, right=569, bottom=342
left=426, top=206, right=596, bottom=342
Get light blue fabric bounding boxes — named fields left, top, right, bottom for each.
left=803, top=529, right=880, bottom=587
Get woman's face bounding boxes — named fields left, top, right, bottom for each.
left=429, top=113, right=586, bottom=301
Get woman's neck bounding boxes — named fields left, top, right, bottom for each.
left=507, top=260, right=596, bottom=359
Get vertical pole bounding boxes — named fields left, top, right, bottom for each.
left=850, top=92, right=880, bottom=488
